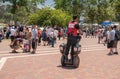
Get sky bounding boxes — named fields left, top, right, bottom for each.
left=37, top=0, right=55, bottom=8
left=0, top=2, right=10, bottom=5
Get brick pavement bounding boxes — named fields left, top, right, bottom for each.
left=0, top=38, right=120, bottom=79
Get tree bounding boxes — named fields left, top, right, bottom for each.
left=1, top=0, right=45, bottom=25
left=84, top=0, right=118, bottom=23
left=16, top=6, right=30, bottom=25
left=28, top=13, right=39, bottom=25
left=0, top=5, right=7, bottom=22
left=0, top=5, right=12, bottom=23
left=28, top=8, right=72, bottom=27
left=54, top=0, right=84, bottom=16
left=115, top=0, right=120, bottom=21
left=1, top=0, right=28, bottom=25
left=54, top=0, right=119, bottom=24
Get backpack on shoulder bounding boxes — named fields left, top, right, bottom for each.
left=115, top=30, right=120, bottom=41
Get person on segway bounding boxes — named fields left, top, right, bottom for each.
left=64, top=15, right=82, bottom=65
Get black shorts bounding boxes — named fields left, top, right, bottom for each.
left=11, top=36, right=15, bottom=42
left=107, top=40, right=114, bottom=48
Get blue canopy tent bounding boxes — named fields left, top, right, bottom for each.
left=101, top=21, right=113, bottom=27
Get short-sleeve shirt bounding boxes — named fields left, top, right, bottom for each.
left=109, top=30, right=115, bottom=41
left=32, top=29, right=38, bottom=39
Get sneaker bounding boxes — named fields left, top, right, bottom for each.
left=14, top=51, right=19, bottom=53
left=107, top=53, right=113, bottom=56
left=31, top=51, right=35, bottom=54
left=52, top=46, right=54, bottom=47
left=114, top=52, right=119, bottom=55
left=38, top=43, right=41, bottom=46
left=103, top=43, right=106, bottom=46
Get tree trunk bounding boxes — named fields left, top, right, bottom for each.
left=14, top=10, right=17, bottom=26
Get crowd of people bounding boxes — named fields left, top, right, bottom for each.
left=81, top=25, right=120, bottom=55
left=0, top=23, right=119, bottom=55
left=100, top=25, right=120, bottom=55
left=0, top=25, right=67, bottom=53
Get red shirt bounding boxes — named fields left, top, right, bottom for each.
left=38, top=30, right=41, bottom=37
left=67, top=21, right=78, bottom=36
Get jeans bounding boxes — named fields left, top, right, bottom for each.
left=51, top=38, right=54, bottom=47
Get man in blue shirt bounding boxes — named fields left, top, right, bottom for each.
left=31, top=25, right=38, bottom=54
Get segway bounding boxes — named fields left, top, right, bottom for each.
left=59, top=43, right=81, bottom=68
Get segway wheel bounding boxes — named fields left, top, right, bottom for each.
left=61, top=55, right=66, bottom=66
left=73, top=56, right=80, bottom=68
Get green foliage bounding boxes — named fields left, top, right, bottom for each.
left=54, top=0, right=120, bottom=23
left=54, top=0, right=83, bottom=15
left=28, top=8, right=72, bottom=27
left=1, top=0, right=119, bottom=25
left=28, top=13, right=39, bottom=25
left=31, top=0, right=45, bottom=5
left=115, top=0, right=120, bottom=21
left=0, top=0, right=45, bottom=25
left=16, top=7, right=29, bottom=25
left=0, top=5, right=12, bottom=23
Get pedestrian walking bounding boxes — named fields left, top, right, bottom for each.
left=31, top=25, right=38, bottom=54
left=42, top=29, right=47, bottom=46
left=38, top=28, right=42, bottom=46
left=107, top=26, right=115, bottom=55
left=113, top=25, right=120, bottom=55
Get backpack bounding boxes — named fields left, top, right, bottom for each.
left=19, top=27, right=23, bottom=32
left=115, top=30, right=120, bottom=41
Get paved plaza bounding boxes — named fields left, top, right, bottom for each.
left=0, top=38, right=120, bottom=79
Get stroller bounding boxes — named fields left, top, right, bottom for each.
left=23, top=39, right=30, bottom=53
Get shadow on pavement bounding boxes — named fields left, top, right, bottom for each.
left=57, top=65, right=77, bottom=70
left=9, top=51, right=20, bottom=54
